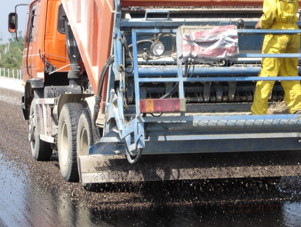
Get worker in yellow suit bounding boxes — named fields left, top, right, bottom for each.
left=251, top=0, right=301, bottom=115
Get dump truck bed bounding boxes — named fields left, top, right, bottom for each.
left=61, top=0, right=115, bottom=112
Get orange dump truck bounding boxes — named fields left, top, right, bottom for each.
left=8, top=0, right=301, bottom=186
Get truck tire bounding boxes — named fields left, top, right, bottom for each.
left=58, top=103, right=83, bottom=182
left=28, top=100, right=52, bottom=161
left=77, top=108, right=95, bottom=190
left=77, top=108, right=94, bottom=156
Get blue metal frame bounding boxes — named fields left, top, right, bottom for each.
left=120, top=19, right=301, bottom=29
left=90, top=5, right=301, bottom=157
left=132, top=30, right=141, bottom=116
left=138, top=76, right=301, bottom=83
left=130, top=28, right=301, bottom=99
left=239, top=29, right=301, bottom=34
left=130, top=28, right=301, bottom=35
left=128, top=67, right=301, bottom=77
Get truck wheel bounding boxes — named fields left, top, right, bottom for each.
left=77, top=108, right=95, bottom=190
left=58, top=103, right=83, bottom=182
left=28, top=100, right=52, bottom=161
left=77, top=108, right=94, bottom=156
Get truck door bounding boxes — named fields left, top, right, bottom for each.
left=43, top=1, right=69, bottom=76
left=23, top=1, right=41, bottom=80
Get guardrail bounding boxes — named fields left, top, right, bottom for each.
left=0, top=68, right=22, bottom=80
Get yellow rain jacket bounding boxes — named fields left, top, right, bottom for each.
left=251, top=0, right=301, bottom=115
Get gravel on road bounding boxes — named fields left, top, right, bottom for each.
left=0, top=87, right=299, bottom=213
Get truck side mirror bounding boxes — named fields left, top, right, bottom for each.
left=8, top=13, right=18, bottom=33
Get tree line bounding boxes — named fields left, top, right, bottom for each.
left=0, top=32, right=24, bottom=70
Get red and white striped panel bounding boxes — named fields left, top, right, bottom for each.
left=182, top=25, right=238, bottom=62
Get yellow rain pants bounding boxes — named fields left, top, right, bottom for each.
left=251, top=0, right=301, bottom=115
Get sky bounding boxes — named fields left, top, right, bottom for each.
left=0, top=0, right=30, bottom=43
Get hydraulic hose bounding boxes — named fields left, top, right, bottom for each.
left=126, top=147, right=142, bottom=164
left=160, top=59, right=195, bottom=99
left=125, top=136, right=143, bottom=164
left=128, top=39, right=154, bottom=48
left=160, top=82, right=178, bottom=99
left=92, top=55, right=114, bottom=141
left=157, top=33, right=176, bottom=53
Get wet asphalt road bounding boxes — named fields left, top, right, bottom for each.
left=0, top=87, right=301, bottom=226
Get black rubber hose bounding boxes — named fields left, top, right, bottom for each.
left=92, top=55, right=114, bottom=141
left=160, top=82, right=179, bottom=99
left=157, top=33, right=176, bottom=53
left=128, top=39, right=154, bottom=48
left=160, top=59, right=194, bottom=99
left=126, top=148, right=142, bottom=164
left=125, top=136, right=143, bottom=164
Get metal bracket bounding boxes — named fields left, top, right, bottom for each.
left=107, top=89, right=145, bottom=154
